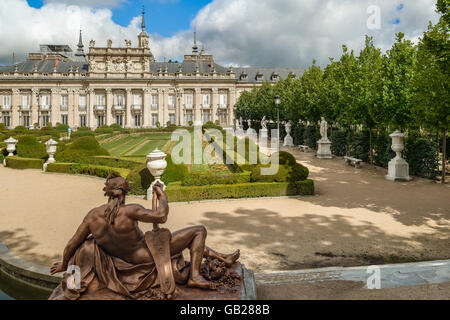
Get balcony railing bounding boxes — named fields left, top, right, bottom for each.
left=219, top=103, right=228, bottom=109
left=78, top=105, right=87, bottom=111
left=132, top=104, right=142, bottom=110
left=202, top=104, right=211, bottom=109
left=113, top=105, right=125, bottom=111
left=94, top=105, right=105, bottom=111
left=185, top=104, right=193, bottom=109
left=151, top=103, right=158, bottom=110
left=20, top=105, right=30, bottom=111
left=1, top=105, right=11, bottom=111
left=39, top=104, right=50, bottom=111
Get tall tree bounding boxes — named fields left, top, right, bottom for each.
left=413, top=1, right=449, bottom=183
left=382, top=33, right=417, bottom=131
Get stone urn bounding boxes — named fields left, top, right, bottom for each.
left=385, top=131, right=411, bottom=182
left=45, top=139, right=58, bottom=164
left=283, top=122, right=294, bottom=147
left=146, top=149, right=167, bottom=201
left=5, top=137, right=18, bottom=156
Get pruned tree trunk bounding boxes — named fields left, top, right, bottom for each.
left=369, top=127, right=373, bottom=165
left=443, top=131, right=447, bottom=184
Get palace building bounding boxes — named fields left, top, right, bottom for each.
left=0, top=9, right=301, bottom=129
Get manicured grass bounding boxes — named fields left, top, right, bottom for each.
left=100, top=133, right=172, bottom=158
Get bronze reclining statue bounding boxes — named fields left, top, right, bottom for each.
left=49, top=173, right=240, bottom=300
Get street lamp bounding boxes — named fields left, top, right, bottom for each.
left=274, top=95, right=281, bottom=152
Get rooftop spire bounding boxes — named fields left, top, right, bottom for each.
left=141, top=6, right=146, bottom=31
left=77, top=29, right=84, bottom=50
left=192, top=31, right=198, bottom=54
left=74, top=29, right=87, bottom=62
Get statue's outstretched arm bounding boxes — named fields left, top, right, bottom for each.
left=127, top=192, right=169, bottom=224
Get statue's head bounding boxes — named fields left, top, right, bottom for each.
left=103, top=173, right=130, bottom=199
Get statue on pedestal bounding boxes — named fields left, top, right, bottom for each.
left=317, top=117, right=332, bottom=159
left=261, top=116, right=267, bottom=130
left=283, top=122, right=294, bottom=147
left=49, top=174, right=241, bottom=300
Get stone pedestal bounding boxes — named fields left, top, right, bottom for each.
left=283, top=135, right=294, bottom=147
left=317, top=139, right=332, bottom=159
left=385, top=156, right=412, bottom=182
left=236, top=128, right=245, bottom=139
left=259, top=128, right=269, bottom=155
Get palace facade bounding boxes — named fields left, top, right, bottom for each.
left=0, top=10, right=301, bottom=129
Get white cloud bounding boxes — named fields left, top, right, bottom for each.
left=43, top=0, right=128, bottom=7
left=0, top=0, right=440, bottom=68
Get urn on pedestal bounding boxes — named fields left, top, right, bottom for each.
left=385, top=131, right=412, bottom=182
left=146, top=149, right=167, bottom=201
left=43, top=138, right=58, bottom=172
left=3, top=137, right=18, bottom=166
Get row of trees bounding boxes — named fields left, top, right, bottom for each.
left=235, top=0, right=449, bottom=182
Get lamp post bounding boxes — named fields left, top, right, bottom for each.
left=274, top=95, right=281, bottom=153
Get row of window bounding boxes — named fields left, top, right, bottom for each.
left=0, top=93, right=229, bottom=108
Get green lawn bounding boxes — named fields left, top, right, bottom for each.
left=99, top=133, right=172, bottom=158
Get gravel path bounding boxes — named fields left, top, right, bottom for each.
left=0, top=150, right=448, bottom=273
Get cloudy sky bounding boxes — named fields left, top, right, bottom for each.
left=0, top=0, right=440, bottom=68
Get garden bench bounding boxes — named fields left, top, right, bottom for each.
left=344, top=156, right=362, bottom=168
left=299, top=145, right=310, bottom=152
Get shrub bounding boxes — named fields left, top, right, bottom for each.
left=405, top=133, right=439, bottom=179
left=13, top=126, right=28, bottom=134
left=251, top=162, right=308, bottom=183
left=109, top=124, right=123, bottom=132
left=303, top=126, right=319, bottom=149
left=6, top=156, right=44, bottom=169
left=40, top=126, right=59, bottom=139
left=83, top=156, right=142, bottom=169
left=373, top=130, right=395, bottom=168
left=292, top=123, right=306, bottom=145
left=16, top=135, right=47, bottom=159
left=95, top=126, right=114, bottom=134
left=182, top=171, right=251, bottom=186
left=347, top=130, right=370, bottom=162
left=126, top=154, right=188, bottom=195
left=78, top=126, right=91, bottom=131
left=71, top=130, right=95, bottom=139
left=165, top=180, right=314, bottom=202
left=56, top=136, right=109, bottom=163
left=55, top=124, right=69, bottom=132
left=46, top=163, right=130, bottom=179
left=0, top=123, right=7, bottom=131
left=331, top=129, right=347, bottom=157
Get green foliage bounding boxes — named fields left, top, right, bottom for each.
left=331, top=129, right=347, bottom=156
left=303, top=126, right=319, bottom=149
left=83, top=156, right=142, bottom=169
left=6, top=156, right=44, bottom=169
left=56, top=136, right=109, bottom=163
left=182, top=171, right=251, bottom=186
left=16, top=135, right=47, bottom=159
left=126, top=154, right=188, bottom=195
left=13, top=126, right=28, bottom=134
left=95, top=126, right=114, bottom=134
left=46, top=163, right=130, bottom=179
left=39, top=126, right=59, bottom=139
left=405, top=133, right=439, bottom=178
left=0, top=123, right=7, bottom=131
left=166, top=180, right=314, bottom=202
left=347, top=130, right=370, bottom=162
left=109, top=124, right=123, bottom=131
left=55, top=124, right=69, bottom=132
left=372, top=130, right=395, bottom=168
left=71, top=130, right=95, bottom=139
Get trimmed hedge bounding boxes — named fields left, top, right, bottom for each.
left=46, top=163, right=130, bottom=179
left=56, top=136, right=109, bottom=163
left=5, top=156, right=44, bottom=169
left=182, top=171, right=251, bottom=186
left=405, top=133, right=439, bottom=179
left=251, top=151, right=309, bottom=183
left=16, top=135, right=47, bottom=159
left=84, top=156, right=142, bottom=169
left=166, top=179, right=315, bottom=202
left=127, top=154, right=188, bottom=195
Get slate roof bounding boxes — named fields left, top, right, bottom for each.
left=0, top=59, right=302, bottom=83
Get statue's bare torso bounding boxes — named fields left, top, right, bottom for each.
left=86, top=204, right=154, bottom=265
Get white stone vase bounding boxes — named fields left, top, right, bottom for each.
left=146, top=149, right=167, bottom=201
left=385, top=131, right=411, bottom=181
left=5, top=137, right=18, bottom=156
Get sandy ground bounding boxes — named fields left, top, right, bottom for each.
left=0, top=149, right=449, bottom=274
